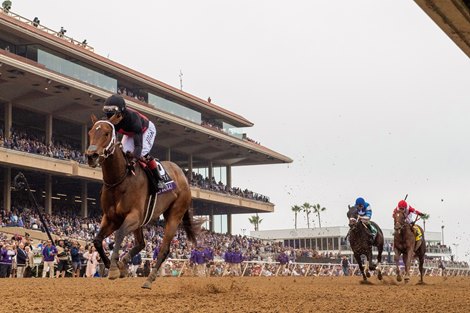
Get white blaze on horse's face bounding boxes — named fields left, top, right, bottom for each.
left=86, top=121, right=116, bottom=168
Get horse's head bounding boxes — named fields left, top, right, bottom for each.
left=85, top=114, right=117, bottom=168
left=347, top=205, right=359, bottom=227
left=393, top=208, right=407, bottom=232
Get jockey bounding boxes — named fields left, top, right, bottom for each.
left=355, top=197, right=376, bottom=242
left=393, top=200, right=427, bottom=224
left=394, top=200, right=428, bottom=248
left=103, top=94, right=165, bottom=190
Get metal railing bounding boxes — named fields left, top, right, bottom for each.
left=1, top=9, right=94, bottom=52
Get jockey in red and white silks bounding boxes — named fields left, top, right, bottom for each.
left=393, top=200, right=425, bottom=224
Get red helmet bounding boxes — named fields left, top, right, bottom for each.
left=398, top=200, right=408, bottom=209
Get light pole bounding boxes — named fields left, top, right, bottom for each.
left=441, top=225, right=444, bottom=245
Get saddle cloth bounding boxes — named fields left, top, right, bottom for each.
left=139, top=160, right=176, bottom=227
left=413, top=225, right=423, bottom=242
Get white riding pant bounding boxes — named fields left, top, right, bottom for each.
left=121, top=121, right=156, bottom=157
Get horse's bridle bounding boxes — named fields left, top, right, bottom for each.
left=90, top=120, right=129, bottom=188
left=89, top=120, right=117, bottom=159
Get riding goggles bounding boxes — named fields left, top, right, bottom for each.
left=103, top=105, right=121, bottom=113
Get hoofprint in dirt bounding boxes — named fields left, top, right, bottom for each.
left=3, top=277, right=469, bottom=313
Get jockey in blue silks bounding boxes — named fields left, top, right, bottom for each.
left=355, top=197, right=376, bottom=242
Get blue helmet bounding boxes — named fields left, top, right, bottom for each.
left=355, top=197, right=365, bottom=206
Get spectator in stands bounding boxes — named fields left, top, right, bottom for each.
left=0, top=243, right=15, bottom=278
left=230, top=246, right=244, bottom=276
left=190, top=245, right=206, bottom=277
left=55, top=240, right=69, bottom=278
left=70, top=241, right=81, bottom=278
left=42, top=240, right=57, bottom=278
left=130, top=252, right=142, bottom=277
left=16, top=242, right=27, bottom=278
left=277, top=249, right=289, bottom=276
left=341, top=256, right=350, bottom=276
left=83, top=245, right=99, bottom=278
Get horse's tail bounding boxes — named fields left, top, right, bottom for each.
left=182, top=205, right=205, bottom=244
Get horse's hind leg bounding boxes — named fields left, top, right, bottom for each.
left=143, top=207, right=185, bottom=289
left=119, top=228, right=146, bottom=277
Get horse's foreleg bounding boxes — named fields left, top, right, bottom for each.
left=93, top=216, right=116, bottom=269
left=394, top=249, right=402, bottom=282
left=376, top=243, right=384, bottom=280
left=143, top=213, right=183, bottom=289
left=109, top=213, right=140, bottom=280
left=403, top=251, right=412, bottom=283
left=354, top=253, right=367, bottom=281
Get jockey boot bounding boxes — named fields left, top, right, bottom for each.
left=146, top=156, right=166, bottom=191
left=152, top=168, right=166, bottom=190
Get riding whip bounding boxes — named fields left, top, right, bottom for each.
left=13, top=172, right=55, bottom=245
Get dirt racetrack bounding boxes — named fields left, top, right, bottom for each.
left=2, top=276, right=469, bottom=313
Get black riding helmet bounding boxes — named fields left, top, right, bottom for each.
left=103, top=94, right=126, bottom=118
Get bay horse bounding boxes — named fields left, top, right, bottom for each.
left=347, top=205, right=384, bottom=282
left=393, top=209, right=426, bottom=284
left=85, top=115, right=201, bottom=289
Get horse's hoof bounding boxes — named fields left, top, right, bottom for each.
left=108, top=268, right=120, bottom=280
left=141, top=281, right=152, bottom=289
left=377, top=271, right=383, bottom=281
left=397, top=275, right=402, bottom=282
left=366, top=271, right=371, bottom=278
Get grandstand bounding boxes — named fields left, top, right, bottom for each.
left=0, top=8, right=292, bottom=234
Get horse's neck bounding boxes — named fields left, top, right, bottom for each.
left=102, top=151, right=127, bottom=179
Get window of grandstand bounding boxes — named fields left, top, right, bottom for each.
left=148, top=93, right=202, bottom=124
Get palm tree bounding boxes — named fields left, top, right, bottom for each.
left=312, top=203, right=326, bottom=228
left=291, top=205, right=302, bottom=229
left=248, top=213, right=263, bottom=231
left=421, top=213, right=430, bottom=232
left=302, top=202, right=313, bottom=229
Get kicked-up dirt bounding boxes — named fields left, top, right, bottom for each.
left=2, top=276, right=469, bottom=313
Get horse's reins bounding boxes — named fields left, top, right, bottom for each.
left=91, top=120, right=129, bottom=189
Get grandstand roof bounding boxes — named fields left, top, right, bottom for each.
left=415, top=0, right=470, bottom=58
left=0, top=10, right=292, bottom=167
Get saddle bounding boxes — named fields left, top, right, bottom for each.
left=137, top=159, right=176, bottom=195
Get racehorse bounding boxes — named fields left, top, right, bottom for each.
left=393, top=209, right=426, bottom=284
left=85, top=114, right=202, bottom=289
left=346, top=205, right=384, bottom=282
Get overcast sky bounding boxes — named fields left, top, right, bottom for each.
left=13, top=1, right=470, bottom=261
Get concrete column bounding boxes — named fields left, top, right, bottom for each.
left=226, top=165, right=232, bottom=188
left=166, top=147, right=171, bottom=161
left=45, top=114, right=53, bottom=145
left=208, top=161, right=213, bottom=181
left=45, top=175, right=52, bottom=214
left=3, top=168, right=11, bottom=213
left=188, top=154, right=193, bottom=175
left=81, top=124, right=88, bottom=153
left=81, top=181, right=88, bottom=217
left=227, top=213, right=232, bottom=234
left=4, top=102, right=12, bottom=138
left=209, top=208, right=214, bottom=232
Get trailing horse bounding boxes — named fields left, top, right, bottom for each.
left=85, top=115, right=202, bottom=289
left=393, top=209, right=426, bottom=284
left=346, top=205, right=384, bottom=282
